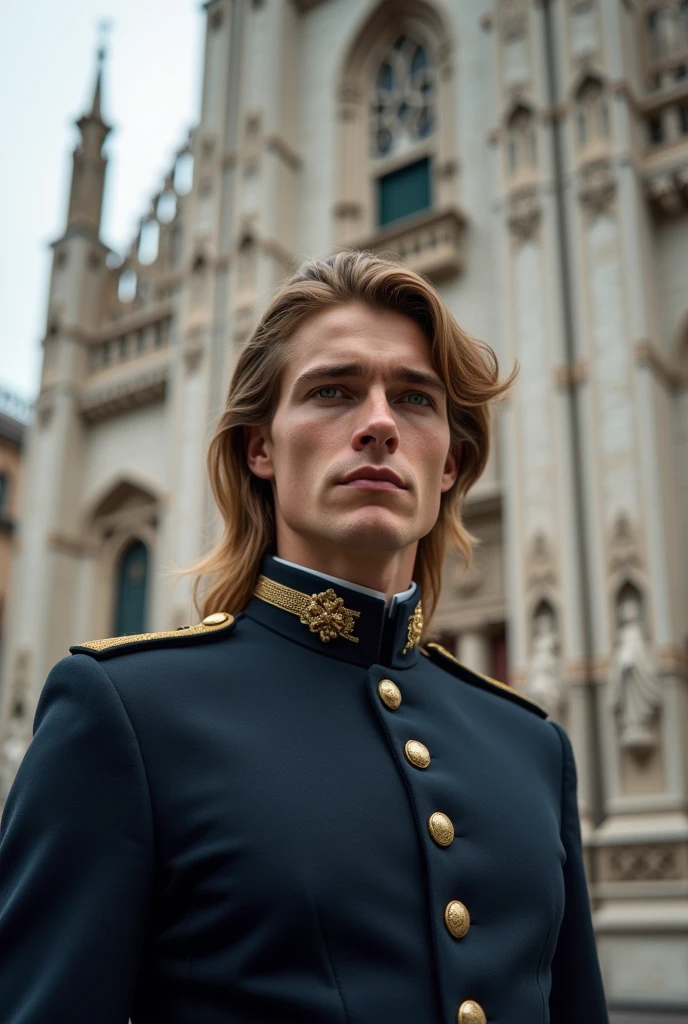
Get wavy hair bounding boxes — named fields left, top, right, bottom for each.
left=182, top=250, right=518, bottom=630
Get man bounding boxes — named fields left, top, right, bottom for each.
left=0, top=251, right=608, bottom=1023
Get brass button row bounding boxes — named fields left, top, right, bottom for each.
left=377, top=678, right=476, bottom=1008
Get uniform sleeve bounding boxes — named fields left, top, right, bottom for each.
left=548, top=721, right=608, bottom=1023
left=0, top=653, right=155, bottom=1024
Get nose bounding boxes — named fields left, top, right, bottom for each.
left=351, top=388, right=400, bottom=454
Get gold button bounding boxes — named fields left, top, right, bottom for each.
left=444, top=900, right=470, bottom=939
left=378, top=679, right=402, bottom=710
left=404, top=739, right=431, bottom=769
left=428, top=811, right=454, bottom=846
left=457, top=1001, right=486, bottom=1024
left=202, top=612, right=230, bottom=626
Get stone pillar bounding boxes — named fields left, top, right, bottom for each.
left=457, top=631, right=490, bottom=677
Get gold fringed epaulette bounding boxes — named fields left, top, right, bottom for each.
left=69, top=612, right=236, bottom=660
left=423, top=642, right=548, bottom=719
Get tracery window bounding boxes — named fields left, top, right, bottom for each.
left=370, top=35, right=435, bottom=159
left=370, top=35, right=436, bottom=227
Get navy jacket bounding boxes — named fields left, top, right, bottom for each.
left=0, top=555, right=608, bottom=1023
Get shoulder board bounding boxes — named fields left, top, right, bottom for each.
left=423, top=642, right=547, bottom=719
left=69, top=612, right=236, bottom=660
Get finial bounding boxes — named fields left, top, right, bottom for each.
left=90, top=19, right=113, bottom=119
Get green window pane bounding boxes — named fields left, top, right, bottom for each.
left=114, top=540, right=148, bottom=637
left=377, top=157, right=431, bottom=227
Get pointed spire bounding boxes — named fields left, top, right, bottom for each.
left=90, top=44, right=105, bottom=120
left=66, top=24, right=113, bottom=235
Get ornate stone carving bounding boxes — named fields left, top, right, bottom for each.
left=605, top=843, right=682, bottom=882
left=608, top=513, right=643, bottom=574
left=526, top=532, right=558, bottom=588
left=525, top=603, right=565, bottom=716
left=578, top=158, right=616, bottom=218
left=608, top=588, right=662, bottom=754
left=501, top=0, right=527, bottom=41
left=645, top=166, right=688, bottom=217
left=507, top=187, right=541, bottom=242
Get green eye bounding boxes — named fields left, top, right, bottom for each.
left=315, top=386, right=340, bottom=399
left=405, top=392, right=431, bottom=406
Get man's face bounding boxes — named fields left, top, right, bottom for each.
left=247, top=301, right=459, bottom=559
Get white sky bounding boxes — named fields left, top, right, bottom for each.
left=0, top=0, right=205, bottom=401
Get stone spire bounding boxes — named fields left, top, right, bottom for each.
left=65, top=43, right=112, bottom=235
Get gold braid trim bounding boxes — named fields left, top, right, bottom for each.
left=254, top=575, right=360, bottom=644
left=74, top=615, right=234, bottom=653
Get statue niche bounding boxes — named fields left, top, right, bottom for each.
left=524, top=600, right=565, bottom=716
left=608, top=583, right=662, bottom=755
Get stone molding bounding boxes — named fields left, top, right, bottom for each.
left=46, top=530, right=100, bottom=557
left=349, top=207, right=466, bottom=281
left=597, top=841, right=688, bottom=883
left=79, top=361, right=169, bottom=422
left=553, top=360, right=589, bottom=387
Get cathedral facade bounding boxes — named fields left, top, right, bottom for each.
left=2, top=0, right=688, bottom=1011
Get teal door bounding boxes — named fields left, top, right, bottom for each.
left=114, top=540, right=148, bottom=636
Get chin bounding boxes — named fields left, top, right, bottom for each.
left=333, top=508, right=417, bottom=552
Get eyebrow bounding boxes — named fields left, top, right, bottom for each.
left=292, top=362, right=447, bottom=396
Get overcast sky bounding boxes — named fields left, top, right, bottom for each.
left=0, top=0, right=205, bottom=401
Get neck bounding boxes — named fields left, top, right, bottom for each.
left=275, top=535, right=417, bottom=603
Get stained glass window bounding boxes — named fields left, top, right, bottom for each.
left=370, top=35, right=436, bottom=159
left=114, top=539, right=148, bottom=636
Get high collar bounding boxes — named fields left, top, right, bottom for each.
left=243, top=553, right=423, bottom=670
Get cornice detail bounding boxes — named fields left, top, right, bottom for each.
left=79, top=361, right=169, bottom=423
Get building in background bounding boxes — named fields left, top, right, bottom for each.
left=0, top=387, right=30, bottom=688
left=1, top=0, right=687, bottom=1013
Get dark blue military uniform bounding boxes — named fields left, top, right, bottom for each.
left=0, top=555, right=608, bottom=1023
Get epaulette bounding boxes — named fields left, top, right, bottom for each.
left=423, top=642, right=547, bottom=719
left=69, top=612, right=236, bottom=660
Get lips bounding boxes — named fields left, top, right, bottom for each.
left=339, top=467, right=407, bottom=489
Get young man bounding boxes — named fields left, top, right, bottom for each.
left=0, top=252, right=608, bottom=1023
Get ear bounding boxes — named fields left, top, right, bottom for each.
left=245, top=424, right=274, bottom=481
left=440, top=443, right=461, bottom=493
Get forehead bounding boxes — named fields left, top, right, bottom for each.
left=284, top=301, right=433, bottom=374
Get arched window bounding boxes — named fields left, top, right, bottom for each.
left=371, top=34, right=436, bottom=227
left=113, top=539, right=149, bottom=636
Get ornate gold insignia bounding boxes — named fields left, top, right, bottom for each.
left=300, top=588, right=360, bottom=644
left=254, top=575, right=360, bottom=644
left=402, top=600, right=423, bottom=654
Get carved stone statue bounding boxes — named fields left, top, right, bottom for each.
left=525, top=605, right=564, bottom=716
left=608, top=591, right=662, bottom=754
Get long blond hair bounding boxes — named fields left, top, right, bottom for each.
left=183, top=250, right=518, bottom=628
